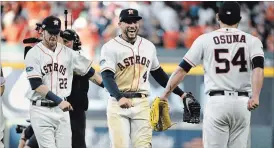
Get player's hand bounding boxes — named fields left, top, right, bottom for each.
left=180, top=92, right=187, bottom=100
left=118, top=97, right=133, bottom=109
left=248, top=97, right=259, bottom=111
left=58, top=101, right=73, bottom=112
left=159, top=96, right=168, bottom=101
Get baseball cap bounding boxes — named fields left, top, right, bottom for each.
left=41, top=15, right=61, bottom=35
left=119, top=8, right=142, bottom=22
left=60, top=29, right=76, bottom=41
left=218, top=2, right=241, bottom=25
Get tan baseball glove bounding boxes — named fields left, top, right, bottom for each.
left=150, top=97, right=174, bottom=132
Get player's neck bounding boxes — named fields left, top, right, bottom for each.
left=120, top=34, right=136, bottom=45
left=220, top=23, right=238, bottom=29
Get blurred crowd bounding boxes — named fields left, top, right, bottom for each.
left=1, top=1, right=274, bottom=59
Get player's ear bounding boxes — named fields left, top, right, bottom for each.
left=216, top=13, right=220, bottom=22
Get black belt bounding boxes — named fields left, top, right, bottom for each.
left=122, top=93, right=148, bottom=98
left=209, top=90, right=248, bottom=97
left=32, top=100, right=57, bottom=107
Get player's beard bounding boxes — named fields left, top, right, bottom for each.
left=47, top=36, right=57, bottom=49
left=125, top=27, right=139, bottom=42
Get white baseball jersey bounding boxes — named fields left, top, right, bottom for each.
left=0, top=67, right=4, bottom=87
left=0, top=66, right=5, bottom=148
left=25, top=42, right=92, bottom=101
left=100, top=35, right=160, bottom=95
left=183, top=28, right=264, bottom=94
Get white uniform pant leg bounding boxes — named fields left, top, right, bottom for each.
left=107, top=99, right=131, bottom=148
left=0, top=98, right=4, bottom=148
left=30, top=106, right=58, bottom=148
left=228, top=97, right=251, bottom=148
left=203, top=96, right=230, bottom=148
left=55, top=111, right=72, bottom=148
left=130, top=98, right=152, bottom=148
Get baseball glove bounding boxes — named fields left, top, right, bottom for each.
left=183, top=92, right=201, bottom=124
left=150, top=97, right=174, bottom=132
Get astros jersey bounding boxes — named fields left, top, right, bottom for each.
left=183, top=28, right=264, bottom=94
left=0, top=67, right=4, bottom=87
left=100, top=36, right=160, bottom=95
left=25, top=42, right=92, bottom=101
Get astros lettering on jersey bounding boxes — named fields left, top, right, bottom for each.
left=25, top=42, right=92, bottom=101
left=100, top=35, right=160, bottom=94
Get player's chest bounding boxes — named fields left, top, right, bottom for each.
left=39, top=51, right=70, bottom=75
left=116, top=46, right=154, bottom=65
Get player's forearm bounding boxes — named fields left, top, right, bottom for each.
left=151, top=67, right=184, bottom=96
left=18, top=140, right=26, bottom=148
left=0, top=85, right=4, bottom=96
left=162, top=67, right=187, bottom=98
left=89, top=73, right=104, bottom=88
left=35, top=85, right=62, bottom=104
left=251, top=68, right=264, bottom=98
left=101, top=70, right=124, bottom=101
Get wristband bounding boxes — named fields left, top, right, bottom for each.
left=46, top=91, right=63, bottom=104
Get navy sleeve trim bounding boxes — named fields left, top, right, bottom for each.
left=179, top=59, right=192, bottom=73
left=252, top=56, right=264, bottom=69
left=29, top=78, right=42, bottom=90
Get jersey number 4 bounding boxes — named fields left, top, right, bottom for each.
left=215, top=47, right=247, bottom=73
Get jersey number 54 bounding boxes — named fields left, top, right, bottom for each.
left=214, top=47, right=247, bottom=73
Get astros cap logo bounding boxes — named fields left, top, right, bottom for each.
left=128, top=9, right=134, bottom=15
left=53, top=20, right=59, bottom=26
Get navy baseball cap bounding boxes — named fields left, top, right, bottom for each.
left=41, top=15, right=61, bottom=35
left=60, top=29, right=76, bottom=41
left=119, top=8, right=142, bottom=22
left=218, top=2, right=241, bottom=25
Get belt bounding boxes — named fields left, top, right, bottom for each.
left=209, top=90, right=249, bottom=97
left=122, top=92, right=148, bottom=98
left=32, top=100, right=57, bottom=107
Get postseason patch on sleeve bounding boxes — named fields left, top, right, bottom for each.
left=26, top=66, right=34, bottom=72
left=100, top=59, right=106, bottom=66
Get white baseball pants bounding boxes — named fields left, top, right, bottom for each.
left=30, top=105, right=71, bottom=148
left=203, top=93, right=251, bottom=148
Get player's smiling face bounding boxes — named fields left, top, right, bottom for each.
left=119, top=19, right=140, bottom=42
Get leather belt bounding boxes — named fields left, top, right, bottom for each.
left=122, top=92, right=148, bottom=98
left=209, top=90, right=249, bottom=97
left=32, top=100, right=57, bottom=107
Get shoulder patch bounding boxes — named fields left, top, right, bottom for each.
left=100, top=59, right=106, bottom=66
left=26, top=66, right=34, bottom=72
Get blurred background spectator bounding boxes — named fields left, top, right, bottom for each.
left=1, top=1, right=274, bottom=58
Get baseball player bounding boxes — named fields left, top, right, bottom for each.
left=0, top=66, right=5, bottom=148
left=159, top=2, right=264, bottom=148
left=18, top=125, right=38, bottom=148
left=24, top=15, right=103, bottom=148
left=100, top=8, right=187, bottom=148
left=61, top=29, right=102, bottom=148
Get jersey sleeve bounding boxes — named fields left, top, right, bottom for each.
left=250, top=37, right=264, bottom=59
left=71, top=49, right=93, bottom=76
left=24, top=49, right=43, bottom=79
left=0, top=67, right=5, bottom=86
left=183, top=35, right=204, bottom=67
left=151, top=46, right=160, bottom=71
left=100, top=44, right=116, bottom=73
